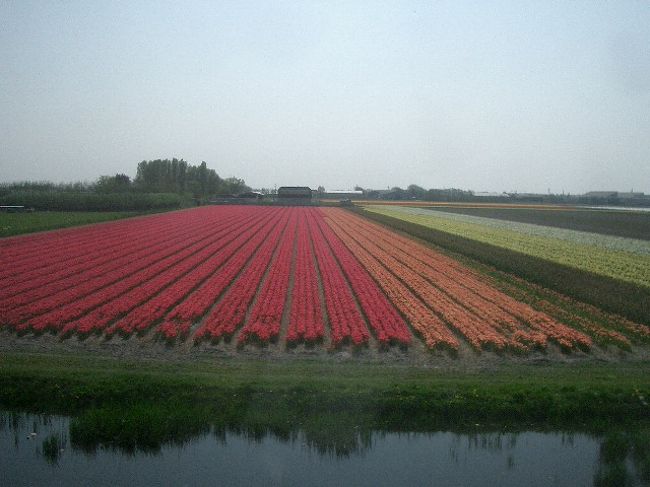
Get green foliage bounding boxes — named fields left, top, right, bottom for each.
left=134, top=159, right=250, bottom=197
left=594, top=428, right=650, bottom=487
left=95, top=174, right=131, bottom=193
left=0, top=181, right=93, bottom=193
left=41, top=433, right=64, bottom=465
left=70, top=404, right=209, bottom=453
left=0, top=211, right=142, bottom=237
left=0, top=191, right=181, bottom=211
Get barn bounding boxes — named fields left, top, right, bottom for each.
left=277, top=186, right=312, bottom=202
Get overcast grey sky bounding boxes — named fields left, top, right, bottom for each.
left=1, top=1, right=649, bottom=193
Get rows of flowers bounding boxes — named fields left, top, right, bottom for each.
left=0, top=209, right=192, bottom=283
left=326, top=209, right=594, bottom=351
left=306, top=211, right=369, bottom=346
left=325, top=214, right=508, bottom=351
left=320, top=217, right=458, bottom=350
left=160, top=212, right=286, bottom=338
left=360, top=215, right=595, bottom=349
left=2, top=208, right=268, bottom=332
left=193, top=211, right=292, bottom=341
left=93, top=210, right=281, bottom=337
left=0, top=214, right=239, bottom=314
left=286, top=212, right=325, bottom=343
left=1, top=205, right=626, bottom=353
left=312, top=211, right=411, bottom=346
left=0, top=212, right=179, bottom=292
left=330, top=214, right=529, bottom=347
left=45, top=216, right=261, bottom=334
left=365, top=205, right=650, bottom=289
left=238, top=211, right=298, bottom=344
left=415, top=207, right=650, bottom=256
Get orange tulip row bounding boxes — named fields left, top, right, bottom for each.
left=323, top=209, right=595, bottom=352
left=324, top=215, right=509, bottom=351
left=338, top=213, right=592, bottom=350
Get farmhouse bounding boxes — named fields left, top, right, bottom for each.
left=277, top=186, right=312, bottom=202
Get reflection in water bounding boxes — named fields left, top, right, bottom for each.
left=1, top=410, right=648, bottom=487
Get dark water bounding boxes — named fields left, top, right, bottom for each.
left=0, top=411, right=646, bottom=487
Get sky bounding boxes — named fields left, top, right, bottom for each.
left=1, top=1, right=649, bottom=193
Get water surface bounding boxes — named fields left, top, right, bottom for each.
left=0, top=411, right=644, bottom=487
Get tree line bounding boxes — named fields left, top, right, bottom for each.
left=98, top=159, right=249, bottom=196
left=1, top=159, right=250, bottom=211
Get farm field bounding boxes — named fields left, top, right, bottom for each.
left=363, top=205, right=650, bottom=288
left=1, top=205, right=648, bottom=360
left=0, top=211, right=145, bottom=238
left=431, top=206, right=650, bottom=240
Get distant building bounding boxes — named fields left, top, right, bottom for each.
left=618, top=192, right=645, bottom=199
left=277, top=186, right=312, bottom=200
left=237, top=191, right=263, bottom=200
left=473, top=191, right=506, bottom=198
left=584, top=191, right=618, bottom=199
left=320, top=190, right=364, bottom=199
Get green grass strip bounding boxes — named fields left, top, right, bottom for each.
left=0, top=211, right=145, bottom=237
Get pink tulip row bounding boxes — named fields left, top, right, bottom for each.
left=306, top=210, right=369, bottom=346
left=238, top=211, right=298, bottom=344
left=286, top=212, right=325, bottom=343
left=193, top=211, right=293, bottom=341
left=0, top=212, right=243, bottom=313
left=3, top=208, right=269, bottom=333
left=0, top=209, right=198, bottom=282
left=85, top=210, right=280, bottom=337
left=158, top=211, right=287, bottom=339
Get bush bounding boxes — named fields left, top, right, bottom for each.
left=0, top=191, right=182, bottom=211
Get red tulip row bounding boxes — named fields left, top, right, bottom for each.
left=0, top=212, right=243, bottom=311
left=5, top=208, right=269, bottom=333
left=286, top=212, right=325, bottom=343
left=238, top=211, right=298, bottom=344
left=0, top=209, right=196, bottom=282
left=312, top=211, right=411, bottom=346
left=306, top=210, right=369, bottom=346
left=193, top=211, right=293, bottom=341
left=159, top=212, right=287, bottom=339
left=40, top=211, right=260, bottom=332
left=82, top=209, right=281, bottom=337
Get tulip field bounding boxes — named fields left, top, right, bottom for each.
left=1, top=206, right=648, bottom=355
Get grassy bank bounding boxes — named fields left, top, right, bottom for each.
left=353, top=207, right=650, bottom=326
left=0, top=354, right=650, bottom=431
left=0, top=211, right=150, bottom=237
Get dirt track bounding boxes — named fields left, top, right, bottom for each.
left=2, top=328, right=647, bottom=371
